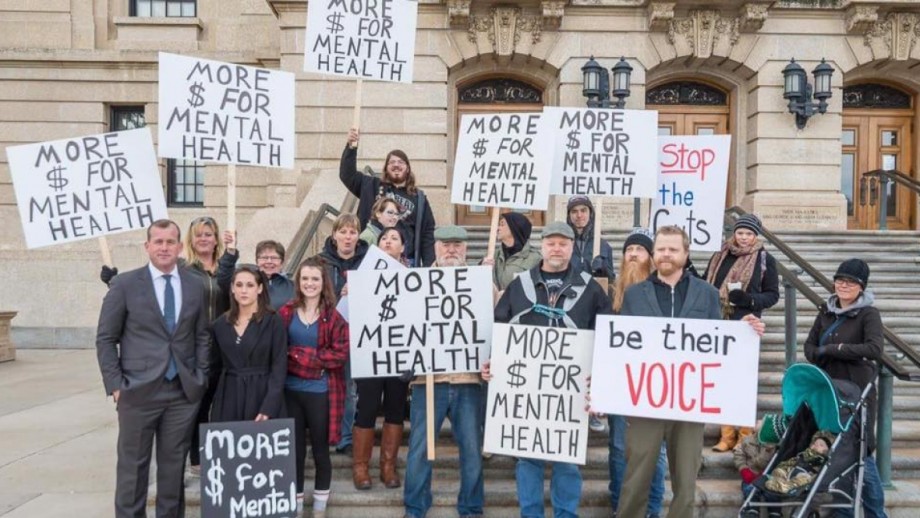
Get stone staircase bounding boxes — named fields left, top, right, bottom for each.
left=167, top=229, right=920, bottom=517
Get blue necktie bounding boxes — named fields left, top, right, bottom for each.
left=163, top=274, right=178, bottom=380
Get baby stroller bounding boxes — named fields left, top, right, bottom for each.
left=739, top=363, right=875, bottom=518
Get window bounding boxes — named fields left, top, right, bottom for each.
left=167, top=159, right=205, bottom=206
left=111, top=106, right=146, bottom=131
left=131, top=0, right=196, bottom=17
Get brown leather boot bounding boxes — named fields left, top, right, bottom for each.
left=738, top=426, right=754, bottom=441
left=379, top=423, right=403, bottom=488
left=712, top=425, right=738, bottom=452
left=352, top=426, right=375, bottom=490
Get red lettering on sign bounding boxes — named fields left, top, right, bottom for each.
left=700, top=362, right=721, bottom=414
left=660, top=143, right=717, bottom=181
left=624, top=361, right=723, bottom=415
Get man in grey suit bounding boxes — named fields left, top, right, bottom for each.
left=617, top=225, right=765, bottom=518
left=96, top=219, right=210, bottom=518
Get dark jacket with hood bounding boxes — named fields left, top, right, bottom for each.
left=702, top=247, right=780, bottom=320
left=339, top=146, right=436, bottom=266
left=492, top=212, right=542, bottom=291
left=566, top=199, right=614, bottom=281
left=494, top=262, right=612, bottom=329
left=804, top=291, right=883, bottom=450
left=318, top=236, right=369, bottom=298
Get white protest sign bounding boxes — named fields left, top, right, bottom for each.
left=591, top=315, right=760, bottom=427
left=450, top=113, right=551, bottom=211
left=543, top=107, right=659, bottom=198
left=484, top=324, right=594, bottom=464
left=651, top=135, right=731, bottom=252
left=6, top=128, right=167, bottom=249
left=158, top=52, right=295, bottom=168
left=348, top=265, right=493, bottom=378
left=304, top=0, right=417, bottom=83
left=337, top=245, right=405, bottom=321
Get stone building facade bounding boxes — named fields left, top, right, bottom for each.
left=0, top=0, right=918, bottom=345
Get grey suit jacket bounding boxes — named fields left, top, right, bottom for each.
left=621, top=274, right=721, bottom=320
left=95, top=264, right=211, bottom=403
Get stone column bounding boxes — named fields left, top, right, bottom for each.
left=0, top=311, right=18, bottom=363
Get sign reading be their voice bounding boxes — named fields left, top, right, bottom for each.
left=591, top=315, right=760, bottom=427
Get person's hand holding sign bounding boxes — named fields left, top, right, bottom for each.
left=347, top=127, right=360, bottom=149
left=742, top=314, right=766, bottom=336
left=480, top=359, right=491, bottom=382
left=254, top=413, right=269, bottom=422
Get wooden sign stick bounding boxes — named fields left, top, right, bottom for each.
left=350, top=80, right=363, bottom=149
left=99, top=236, right=113, bottom=268
left=227, top=163, right=237, bottom=233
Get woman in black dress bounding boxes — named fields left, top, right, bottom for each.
left=210, top=265, right=287, bottom=424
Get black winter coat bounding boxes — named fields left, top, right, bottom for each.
left=339, top=146, right=436, bottom=266
left=803, top=293, right=883, bottom=450
left=318, top=236, right=369, bottom=299
left=495, top=263, right=612, bottom=329
left=703, top=249, right=780, bottom=320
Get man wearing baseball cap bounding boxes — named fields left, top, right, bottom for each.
left=483, top=221, right=611, bottom=518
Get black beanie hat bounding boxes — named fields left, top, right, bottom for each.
left=623, top=228, right=654, bottom=256
left=834, top=258, right=870, bottom=289
left=566, top=195, right=594, bottom=214
left=734, top=214, right=763, bottom=236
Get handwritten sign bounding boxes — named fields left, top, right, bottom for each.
left=484, top=324, right=594, bottom=464
left=651, top=135, right=731, bottom=252
left=543, top=107, right=658, bottom=198
left=348, top=266, right=493, bottom=378
left=6, top=128, right=167, bottom=249
left=591, top=315, right=760, bottom=427
left=450, top=113, right=551, bottom=210
left=199, top=419, right=297, bottom=518
left=337, top=245, right=405, bottom=321
left=304, top=0, right=417, bottom=83
left=158, top=52, right=295, bottom=168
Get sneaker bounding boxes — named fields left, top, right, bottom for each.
left=589, top=415, right=608, bottom=433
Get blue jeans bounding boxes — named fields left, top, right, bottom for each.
left=516, top=458, right=581, bottom=518
left=336, top=361, right=356, bottom=449
left=404, top=384, right=484, bottom=518
left=835, top=455, right=887, bottom=518
left=607, top=414, right=667, bottom=516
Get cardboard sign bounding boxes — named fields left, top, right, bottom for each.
left=304, top=0, right=417, bottom=83
left=484, top=324, right=594, bottom=465
left=158, top=52, right=295, bottom=168
left=651, top=135, right=731, bottom=252
left=348, top=266, right=493, bottom=378
left=199, top=418, right=297, bottom=518
left=450, top=113, right=551, bottom=210
left=543, top=107, right=658, bottom=199
left=5, top=127, right=167, bottom=249
left=591, top=315, right=760, bottom=427
left=337, top=245, right=405, bottom=321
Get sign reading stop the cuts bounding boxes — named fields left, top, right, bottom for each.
left=591, top=315, right=760, bottom=427
left=348, top=266, right=493, bottom=378
left=6, top=127, right=167, bottom=249
left=651, top=135, right=731, bottom=252
left=484, top=324, right=594, bottom=464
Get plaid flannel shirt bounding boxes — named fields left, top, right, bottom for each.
left=279, top=302, right=349, bottom=445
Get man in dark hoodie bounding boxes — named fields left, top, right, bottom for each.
left=566, top=195, right=614, bottom=282
left=482, top=212, right=542, bottom=293
left=340, top=127, right=436, bottom=267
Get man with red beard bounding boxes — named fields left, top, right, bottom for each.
left=616, top=226, right=765, bottom=518
left=606, top=228, right=668, bottom=518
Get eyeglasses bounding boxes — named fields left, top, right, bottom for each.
left=257, top=255, right=282, bottom=262
left=833, top=278, right=860, bottom=287
left=382, top=210, right=400, bottom=217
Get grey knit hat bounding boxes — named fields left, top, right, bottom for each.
left=733, top=214, right=763, bottom=236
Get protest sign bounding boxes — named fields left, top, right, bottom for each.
left=591, top=315, right=760, bottom=427
left=337, top=245, right=405, bottom=321
left=651, top=135, right=731, bottom=252
left=6, top=127, right=167, bottom=249
left=158, top=52, right=295, bottom=168
left=543, top=107, right=658, bottom=199
left=304, top=0, right=417, bottom=83
left=199, top=418, right=297, bottom=518
left=450, top=113, right=551, bottom=211
left=348, top=265, right=493, bottom=378
left=484, top=324, right=594, bottom=464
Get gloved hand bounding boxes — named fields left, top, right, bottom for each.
left=100, top=265, right=119, bottom=285
left=740, top=467, right=759, bottom=484
left=729, top=289, right=754, bottom=308
left=398, top=369, right=415, bottom=383
left=590, top=256, right=611, bottom=278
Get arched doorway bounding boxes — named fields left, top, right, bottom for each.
left=454, top=77, right=545, bottom=226
left=842, top=83, right=915, bottom=230
left=646, top=80, right=734, bottom=203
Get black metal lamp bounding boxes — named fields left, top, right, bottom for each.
left=581, top=56, right=609, bottom=108
left=782, top=57, right=834, bottom=129
left=611, top=57, right=633, bottom=109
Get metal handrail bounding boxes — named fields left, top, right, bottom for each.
left=862, top=169, right=919, bottom=231
left=724, top=206, right=919, bottom=381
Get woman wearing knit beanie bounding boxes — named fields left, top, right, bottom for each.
left=703, top=213, right=780, bottom=452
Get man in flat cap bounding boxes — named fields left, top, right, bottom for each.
left=404, top=226, right=485, bottom=518
left=483, top=221, right=611, bottom=518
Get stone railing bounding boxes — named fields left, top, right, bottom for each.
left=0, top=311, right=17, bottom=362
